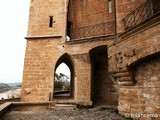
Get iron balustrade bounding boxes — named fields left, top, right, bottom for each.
left=122, top=0, right=160, bottom=31
left=69, top=22, right=115, bottom=40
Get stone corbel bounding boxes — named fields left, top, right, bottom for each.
left=25, top=88, right=32, bottom=95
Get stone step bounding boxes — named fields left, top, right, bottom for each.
left=118, top=81, right=134, bottom=86
left=56, top=102, right=76, bottom=105
left=110, top=69, right=136, bottom=86
left=119, top=76, right=132, bottom=81
left=112, top=72, right=130, bottom=78
left=0, top=102, right=12, bottom=117
left=110, top=70, right=128, bottom=74
left=51, top=104, right=77, bottom=110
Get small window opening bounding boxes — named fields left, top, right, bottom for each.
left=49, top=16, right=53, bottom=27
left=108, top=0, right=112, bottom=13
left=66, top=21, right=72, bottom=41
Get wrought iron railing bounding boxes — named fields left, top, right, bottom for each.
left=122, top=0, right=160, bottom=30
left=69, top=22, right=115, bottom=40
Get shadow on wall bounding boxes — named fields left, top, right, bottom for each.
left=90, top=46, right=118, bottom=106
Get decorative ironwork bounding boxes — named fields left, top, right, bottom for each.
left=69, top=22, right=115, bottom=40
left=123, top=0, right=160, bottom=30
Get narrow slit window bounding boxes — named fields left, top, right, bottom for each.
left=49, top=16, right=53, bottom=27
left=108, top=0, right=112, bottom=13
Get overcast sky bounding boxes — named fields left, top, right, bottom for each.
left=0, top=0, right=70, bottom=83
left=0, top=0, right=30, bottom=83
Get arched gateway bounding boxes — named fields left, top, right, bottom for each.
left=54, top=53, right=75, bottom=98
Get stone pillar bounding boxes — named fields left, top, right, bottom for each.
left=21, top=0, right=68, bottom=102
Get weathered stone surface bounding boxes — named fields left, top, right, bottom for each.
left=118, top=57, right=160, bottom=119
left=22, top=0, right=160, bottom=119
left=22, top=0, right=117, bottom=107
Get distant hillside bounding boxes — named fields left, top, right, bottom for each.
left=0, top=83, right=12, bottom=93
left=7, top=82, right=21, bottom=87
left=0, top=82, right=21, bottom=93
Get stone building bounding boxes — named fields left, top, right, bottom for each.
left=21, top=0, right=160, bottom=118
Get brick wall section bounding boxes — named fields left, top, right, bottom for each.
left=116, top=0, right=145, bottom=33
left=22, top=0, right=160, bottom=114
left=22, top=39, right=60, bottom=102
left=108, top=8, right=160, bottom=117
left=72, top=54, right=91, bottom=105
left=118, top=57, right=160, bottom=119
left=69, top=0, right=115, bottom=28
left=27, top=0, right=67, bottom=37
left=108, top=23, right=160, bottom=72
left=22, top=37, right=115, bottom=105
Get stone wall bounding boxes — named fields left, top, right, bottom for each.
left=108, top=22, right=160, bottom=72
left=22, top=35, right=116, bottom=105
left=108, top=0, right=160, bottom=117
left=68, top=0, right=114, bottom=28
left=27, top=0, right=67, bottom=38
left=22, top=0, right=160, bottom=117
left=22, top=38, right=60, bottom=102
left=119, top=57, right=160, bottom=119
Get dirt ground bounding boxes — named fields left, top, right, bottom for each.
left=1, top=107, right=128, bottom=120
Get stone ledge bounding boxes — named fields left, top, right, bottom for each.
left=9, top=102, right=52, bottom=111
left=0, top=102, right=12, bottom=117
left=54, top=104, right=77, bottom=110
left=67, top=35, right=114, bottom=44
left=0, top=98, right=21, bottom=105
left=12, top=101, right=52, bottom=105
left=25, top=35, right=62, bottom=39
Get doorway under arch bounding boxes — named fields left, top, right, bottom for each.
left=90, top=46, right=118, bottom=106
left=54, top=53, right=74, bottom=98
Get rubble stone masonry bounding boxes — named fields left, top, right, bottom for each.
left=118, top=57, right=160, bottom=119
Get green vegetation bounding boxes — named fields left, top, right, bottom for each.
left=0, top=83, right=11, bottom=93
left=54, top=73, right=65, bottom=88
left=54, top=73, right=70, bottom=89
left=0, top=83, right=21, bottom=93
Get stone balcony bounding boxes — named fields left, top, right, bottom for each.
left=121, top=0, right=160, bottom=37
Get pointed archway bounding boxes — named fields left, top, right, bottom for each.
left=54, top=53, right=74, bottom=98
